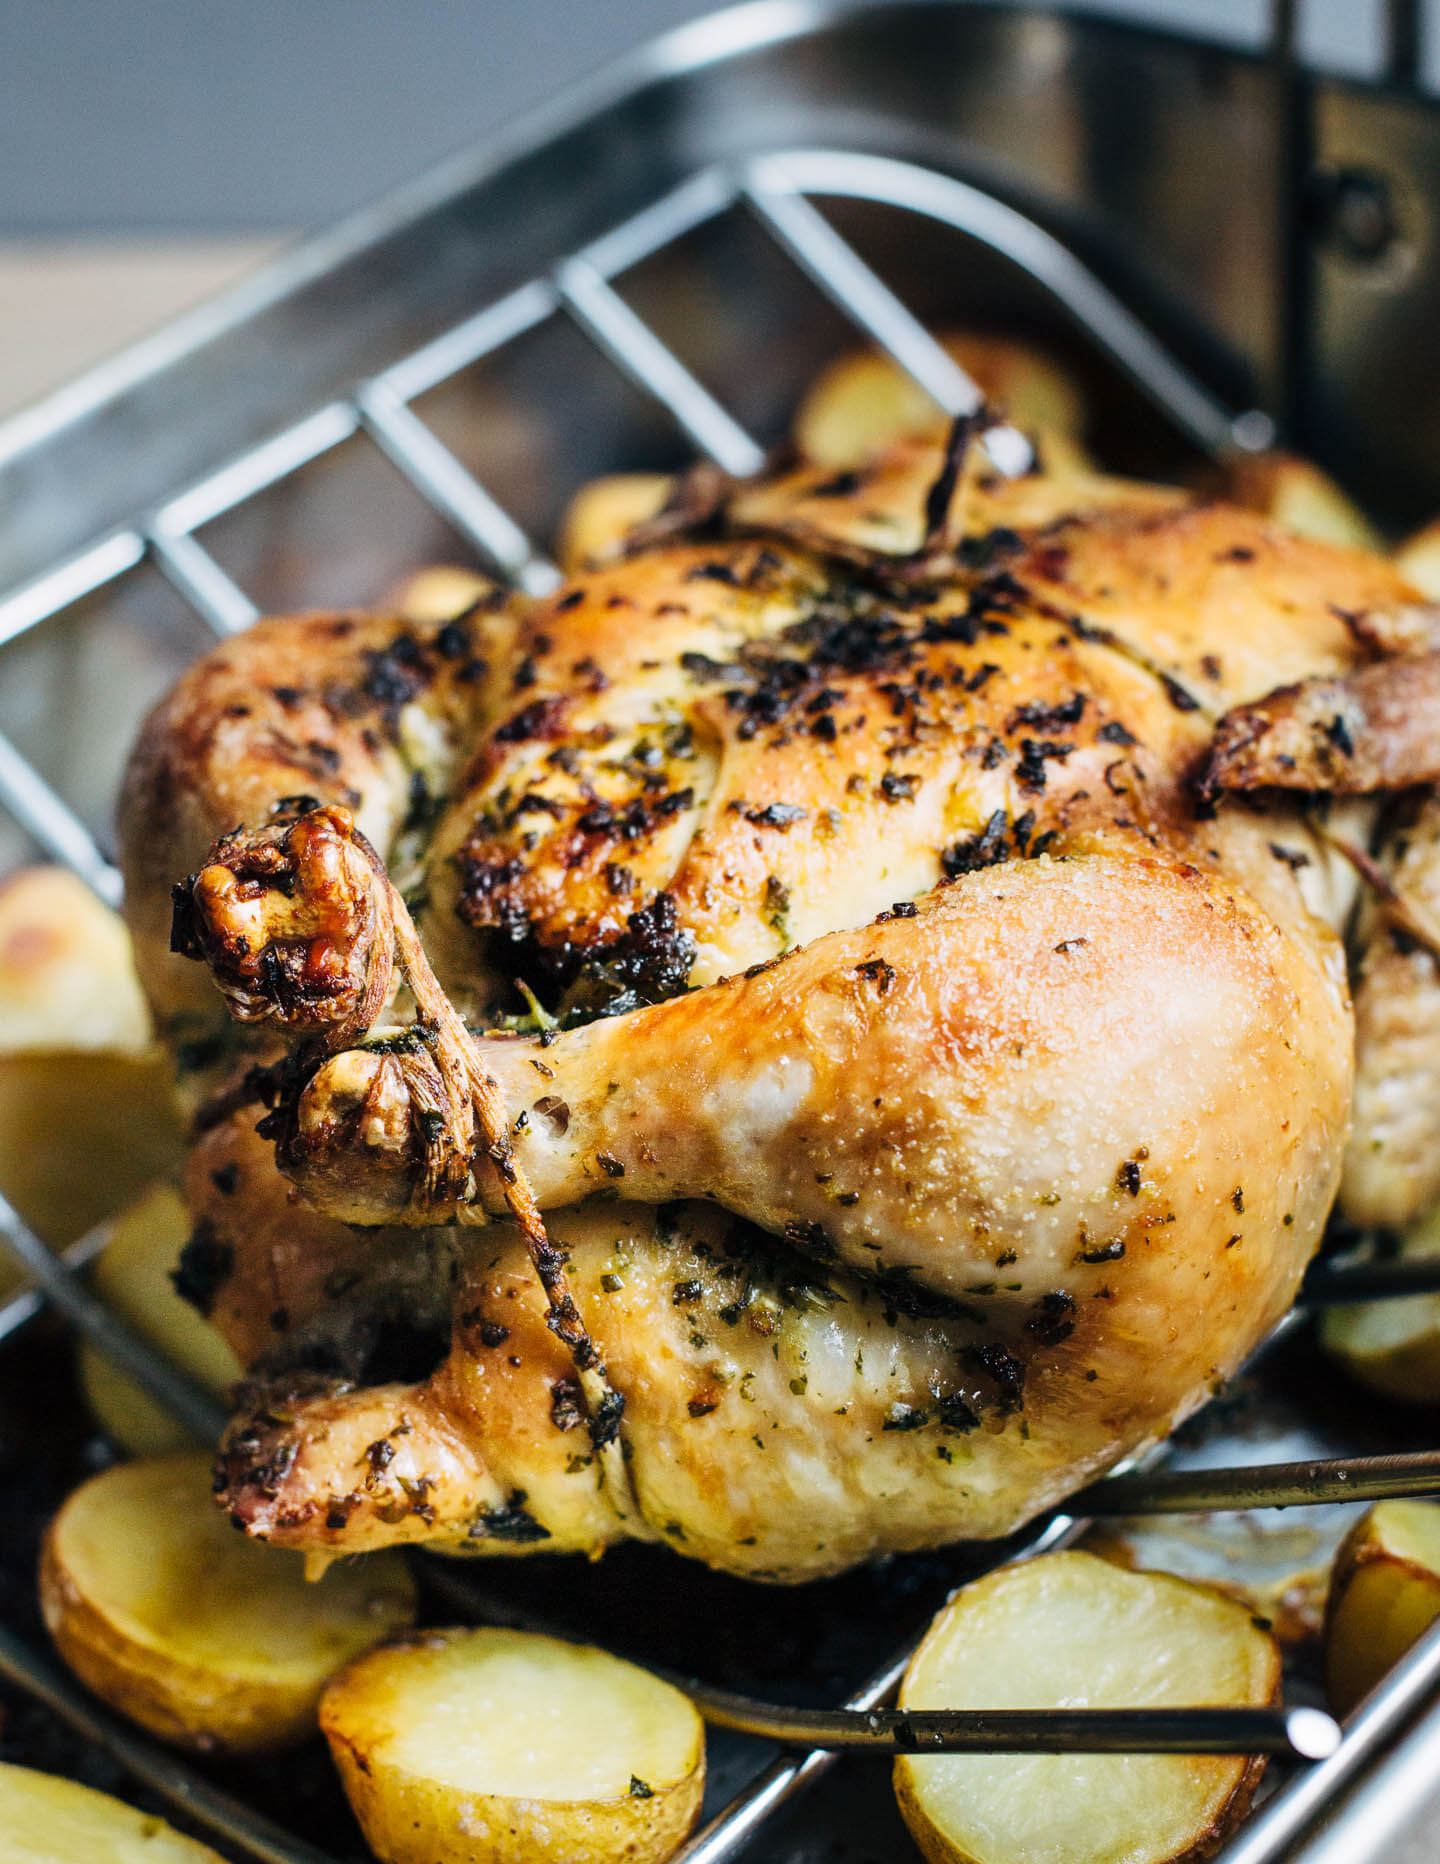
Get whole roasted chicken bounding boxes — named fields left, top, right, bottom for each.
left=119, top=372, right=1440, bottom=1582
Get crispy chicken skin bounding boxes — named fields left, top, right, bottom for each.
left=123, top=427, right=1438, bottom=1578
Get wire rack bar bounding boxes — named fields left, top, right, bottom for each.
left=378, top=279, right=558, bottom=405
left=1079, top=1448, right=1440, bottom=1515
left=157, top=404, right=360, bottom=539
left=356, top=380, right=561, bottom=595
left=0, top=1218, right=113, bottom=1348
left=741, top=157, right=1030, bottom=475
left=555, top=256, right=768, bottom=477
left=1301, top=1253, right=1440, bottom=1302
left=147, top=526, right=260, bottom=635
left=1216, top=1608, right=1440, bottom=1864
left=759, top=149, right=1265, bottom=459
left=0, top=531, right=145, bottom=655
left=576, top=167, right=738, bottom=282
left=0, top=1189, right=225, bottom=1441
left=0, top=732, right=123, bottom=905
left=672, top=1510, right=1085, bottom=1864
left=0, top=1620, right=339, bottom=1864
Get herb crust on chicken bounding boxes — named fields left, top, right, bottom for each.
left=120, top=417, right=1440, bottom=1581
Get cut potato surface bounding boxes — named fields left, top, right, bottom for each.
left=0, top=1761, right=224, bottom=1862
left=1319, top=1208, right=1440, bottom=1404
left=896, top=1550, right=1279, bottom=1864
left=41, top=1450, right=416, bottom=1755
left=0, top=866, right=182, bottom=1258
left=78, top=1183, right=241, bottom=1454
left=1326, top=1500, right=1440, bottom=1716
left=321, top=1625, right=705, bottom=1864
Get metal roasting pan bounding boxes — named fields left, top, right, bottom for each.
left=4, top=2, right=1440, bottom=1857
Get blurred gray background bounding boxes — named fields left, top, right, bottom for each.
left=0, top=0, right=1423, bottom=414
left=0, top=0, right=1415, bottom=232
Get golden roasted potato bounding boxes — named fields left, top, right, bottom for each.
left=0, top=1761, right=226, bottom=1862
left=792, top=332, right=1089, bottom=472
left=387, top=564, right=503, bottom=623
left=895, top=1550, right=1280, bottom=1864
left=1394, top=518, right=1440, bottom=598
left=321, top=1625, right=705, bottom=1864
left=1216, top=451, right=1383, bottom=551
left=0, top=866, right=182, bottom=1251
left=1319, top=1208, right=1440, bottom=1404
left=1325, top=1499, right=1440, bottom=1716
left=0, top=866, right=151, bottom=1054
left=0, top=1053, right=181, bottom=1250
left=557, top=471, right=675, bottom=571
left=77, top=1184, right=241, bottom=1454
left=40, top=1451, right=417, bottom=1756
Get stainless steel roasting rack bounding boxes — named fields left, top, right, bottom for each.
left=6, top=3, right=1440, bottom=1859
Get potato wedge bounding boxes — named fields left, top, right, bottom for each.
left=77, top=1183, right=241, bottom=1454
left=1319, top=1207, right=1440, bottom=1404
left=792, top=332, right=1088, bottom=471
left=321, top=1625, right=705, bottom=1864
left=895, top=1550, right=1279, bottom=1864
left=0, top=1760, right=225, bottom=1862
left=1325, top=1499, right=1440, bottom=1716
left=557, top=471, right=675, bottom=571
left=40, top=1450, right=416, bottom=1755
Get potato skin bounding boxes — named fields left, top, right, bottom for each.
left=0, top=1760, right=226, bottom=1862
left=39, top=1454, right=416, bottom=1757
left=1325, top=1503, right=1440, bottom=1716
left=894, top=1553, right=1278, bottom=1864
left=40, top=1528, right=316, bottom=1755
left=327, top=1742, right=704, bottom=1864
left=893, top=1755, right=1269, bottom=1864
left=320, top=1629, right=705, bottom=1864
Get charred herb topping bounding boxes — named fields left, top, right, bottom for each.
left=171, top=1220, right=234, bottom=1317
left=1028, top=1290, right=1078, bottom=1346
left=468, top=1492, right=551, bottom=1542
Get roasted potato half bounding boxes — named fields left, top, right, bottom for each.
left=321, top=1625, right=705, bottom=1864
left=0, top=1760, right=225, bottom=1862
left=77, top=1183, right=242, bottom=1455
left=0, top=867, right=181, bottom=1251
left=1394, top=517, right=1440, bottom=598
left=895, top=1550, right=1280, bottom=1864
left=792, top=331, right=1089, bottom=473
left=1215, top=451, right=1383, bottom=551
left=40, top=1451, right=416, bottom=1755
left=1325, top=1500, right=1440, bottom=1716
left=1319, top=1209, right=1440, bottom=1404
left=557, top=471, right=676, bottom=571
left=387, top=564, right=504, bottom=623
left=0, top=866, right=152, bottom=1055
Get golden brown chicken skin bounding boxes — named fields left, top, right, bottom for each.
left=125, top=427, right=1437, bottom=1579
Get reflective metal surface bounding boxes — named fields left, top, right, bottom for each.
left=4, top=6, right=1440, bottom=1863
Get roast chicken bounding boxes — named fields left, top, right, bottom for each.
left=117, top=387, right=1440, bottom=1582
